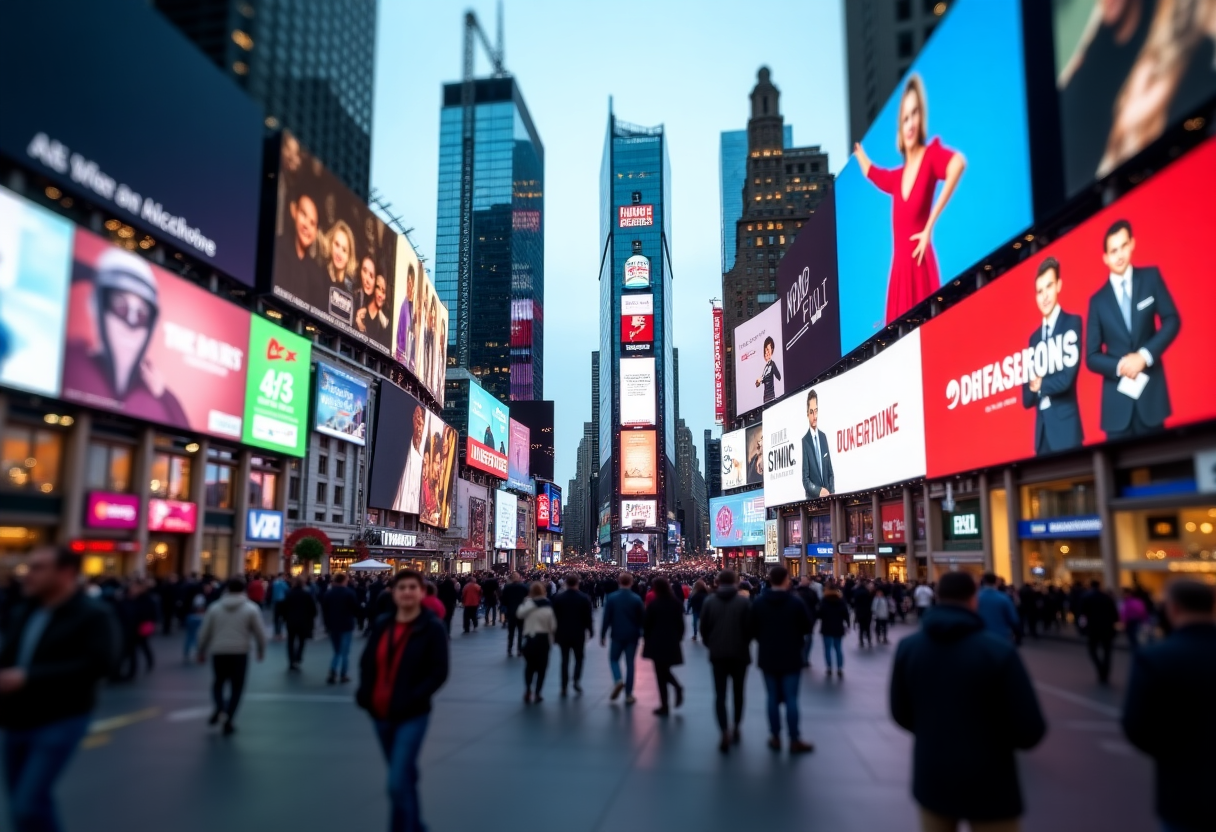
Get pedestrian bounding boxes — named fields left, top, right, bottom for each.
left=818, top=583, right=850, bottom=678
left=481, top=573, right=500, bottom=627
left=688, top=579, right=709, bottom=641
left=699, top=569, right=753, bottom=753
left=436, top=575, right=458, bottom=636
left=356, top=569, right=449, bottom=832
left=890, top=571, right=1046, bottom=832
left=872, top=587, right=893, bottom=645
left=642, top=577, right=685, bottom=716
left=0, top=546, right=119, bottom=832
left=516, top=583, right=557, bottom=704
left=914, top=581, right=935, bottom=618
left=117, top=579, right=157, bottom=680
left=270, top=573, right=289, bottom=639
left=283, top=577, right=317, bottom=671
left=501, top=572, right=529, bottom=657
left=321, top=572, right=360, bottom=684
left=551, top=574, right=593, bottom=696
left=1122, top=580, right=1216, bottom=832
left=751, top=566, right=813, bottom=753
left=1120, top=587, right=1149, bottom=653
left=601, top=571, right=645, bottom=706
left=795, top=577, right=820, bottom=667
left=422, top=581, right=447, bottom=620
left=977, top=572, right=1020, bottom=644
left=197, top=577, right=267, bottom=736
left=1077, top=579, right=1119, bottom=685
left=460, top=578, right=481, bottom=634
left=853, top=580, right=873, bottom=648
left=182, top=593, right=206, bottom=662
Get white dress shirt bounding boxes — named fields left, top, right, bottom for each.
left=1039, top=304, right=1062, bottom=410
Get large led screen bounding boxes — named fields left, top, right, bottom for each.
left=367, top=381, right=458, bottom=528
left=621, top=499, right=658, bottom=528
left=1054, top=0, right=1216, bottom=196
left=314, top=361, right=369, bottom=446
left=63, top=229, right=249, bottom=440
left=720, top=428, right=747, bottom=491
left=733, top=303, right=785, bottom=416
left=0, top=186, right=74, bottom=397
left=495, top=490, right=518, bottom=549
left=620, top=357, right=656, bottom=426
left=542, top=482, right=563, bottom=533
left=507, top=418, right=532, bottom=493
left=922, top=139, right=1216, bottom=478
left=620, top=430, right=658, bottom=496
left=836, top=0, right=1033, bottom=354
left=466, top=383, right=509, bottom=478
left=776, top=197, right=842, bottom=394
left=763, top=331, right=927, bottom=508
left=394, top=240, right=448, bottom=405
left=710, top=493, right=766, bottom=548
left=243, top=316, right=312, bottom=458
left=621, top=294, right=654, bottom=356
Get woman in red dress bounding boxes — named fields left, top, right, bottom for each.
left=853, top=74, right=966, bottom=325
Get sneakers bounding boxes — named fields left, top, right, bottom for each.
left=836, top=668, right=844, bottom=678
left=573, top=683, right=583, bottom=695
left=610, top=681, right=625, bottom=701
left=625, top=695, right=637, bottom=706
left=222, top=719, right=235, bottom=736
left=789, top=740, right=815, bottom=754
left=326, top=672, right=336, bottom=685
left=339, top=675, right=351, bottom=684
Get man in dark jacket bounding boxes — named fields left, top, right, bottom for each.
left=890, top=571, right=1046, bottom=830
left=436, top=576, right=458, bottom=636
left=282, top=578, right=317, bottom=671
left=600, top=572, right=644, bottom=705
left=552, top=574, right=593, bottom=696
left=357, top=569, right=448, bottom=832
left=321, top=572, right=360, bottom=684
left=699, top=569, right=754, bottom=753
left=0, top=546, right=119, bottom=832
left=1077, top=579, right=1120, bottom=684
left=795, top=577, right=820, bottom=667
left=500, top=572, right=529, bottom=657
left=752, top=566, right=813, bottom=754
left=480, top=574, right=500, bottom=627
left=1123, top=579, right=1216, bottom=832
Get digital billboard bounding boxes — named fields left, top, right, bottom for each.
left=623, top=254, right=651, bottom=288
left=835, top=0, right=1032, bottom=354
left=623, top=533, right=651, bottom=565
left=510, top=400, right=555, bottom=481
left=776, top=197, right=842, bottom=393
left=243, top=317, right=311, bottom=458
left=63, top=229, right=249, bottom=440
left=720, top=428, right=747, bottom=491
left=495, top=490, right=518, bottom=549
left=367, top=381, right=458, bottom=528
left=710, top=493, right=766, bottom=548
left=543, top=482, right=563, bottom=533
left=314, top=361, right=369, bottom=446
left=507, top=418, right=532, bottom=493
left=619, top=205, right=654, bottom=228
left=466, top=383, right=509, bottom=477
left=394, top=240, right=448, bottom=405
left=713, top=306, right=725, bottom=423
left=621, top=294, right=654, bottom=355
left=734, top=302, right=785, bottom=416
left=921, top=139, right=1216, bottom=478
left=0, top=186, right=73, bottom=398
left=743, top=423, right=765, bottom=487
left=622, top=499, right=658, bottom=528
left=620, top=430, right=657, bottom=495
left=620, top=357, right=656, bottom=427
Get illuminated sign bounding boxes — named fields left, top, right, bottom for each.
left=713, top=306, right=725, bottom=424
left=618, top=204, right=654, bottom=228
left=623, top=254, right=651, bottom=288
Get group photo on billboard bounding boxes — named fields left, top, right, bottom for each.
left=314, top=361, right=368, bottom=446
left=394, top=238, right=448, bottom=405
left=368, top=381, right=457, bottom=529
left=776, top=197, right=842, bottom=393
left=466, top=384, right=509, bottom=477
left=733, top=302, right=785, bottom=416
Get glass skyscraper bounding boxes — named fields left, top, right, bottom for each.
left=435, top=77, right=544, bottom=403
left=720, top=125, right=792, bottom=274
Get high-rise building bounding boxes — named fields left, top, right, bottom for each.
left=843, top=0, right=949, bottom=146
left=590, top=351, right=600, bottom=474
left=704, top=429, right=722, bottom=499
left=599, top=108, right=676, bottom=565
left=155, top=0, right=377, bottom=198
left=563, top=421, right=596, bottom=557
left=720, top=125, right=792, bottom=274
left=508, top=400, right=555, bottom=482
left=675, top=418, right=706, bottom=557
left=435, top=77, right=544, bottom=402
left=721, top=68, right=832, bottom=424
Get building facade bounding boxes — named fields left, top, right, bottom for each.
left=720, top=126, right=793, bottom=274
left=704, top=429, right=722, bottom=500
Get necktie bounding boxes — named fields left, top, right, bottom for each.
left=1119, top=280, right=1132, bottom=332
left=812, top=433, right=820, bottom=463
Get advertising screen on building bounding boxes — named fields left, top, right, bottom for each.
left=623, top=254, right=651, bottom=288
left=367, top=381, right=458, bottom=528
left=495, top=490, right=518, bottom=549
left=921, top=139, right=1216, bottom=478
left=621, top=294, right=654, bottom=355
left=713, top=306, right=725, bottom=424
left=466, top=383, right=509, bottom=477
left=543, top=482, right=563, bottom=533
left=620, top=357, right=656, bottom=427
left=881, top=503, right=906, bottom=543
left=620, top=430, right=658, bottom=495
left=710, top=493, right=766, bottom=548
left=86, top=492, right=140, bottom=531
left=314, top=361, right=368, bottom=446
left=148, top=498, right=197, bottom=533
left=1053, top=0, right=1216, bottom=197
left=619, top=205, right=654, bottom=228
left=776, top=197, right=842, bottom=393
left=0, top=186, right=74, bottom=398
left=622, top=533, right=651, bottom=564
left=242, top=317, right=311, bottom=458
left=394, top=240, right=448, bottom=405
left=621, top=499, right=657, bottom=528
left=507, top=418, right=532, bottom=493
left=835, top=0, right=1032, bottom=355
left=743, top=423, right=765, bottom=487
left=734, top=303, right=786, bottom=416
left=719, top=428, right=747, bottom=491
left=62, top=229, right=250, bottom=440
left=763, top=331, right=927, bottom=507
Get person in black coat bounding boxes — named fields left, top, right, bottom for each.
left=436, top=576, right=458, bottom=636
left=480, top=575, right=500, bottom=627
left=321, top=572, right=361, bottom=684
left=890, top=571, right=1046, bottom=829
left=1077, top=579, right=1120, bottom=684
left=500, top=573, right=529, bottom=657
left=751, top=566, right=813, bottom=753
left=551, top=574, right=594, bottom=696
left=642, top=577, right=685, bottom=716
left=1122, top=579, right=1216, bottom=832
left=794, top=577, right=819, bottom=667
left=852, top=581, right=874, bottom=648
left=282, top=578, right=317, bottom=671
left=817, top=585, right=851, bottom=677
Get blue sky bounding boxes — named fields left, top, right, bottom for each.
left=371, top=0, right=850, bottom=490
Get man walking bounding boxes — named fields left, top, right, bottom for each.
left=552, top=574, right=593, bottom=696
left=197, top=577, right=267, bottom=735
left=0, top=546, right=119, bottom=832
left=480, top=573, right=500, bottom=627
left=977, top=572, right=1020, bottom=644
left=600, top=572, right=644, bottom=705
left=890, top=571, right=1046, bottom=831
left=460, top=578, right=481, bottom=634
left=699, top=569, right=754, bottom=753
left=321, top=572, right=360, bottom=684
left=751, top=566, right=813, bottom=754
left=1078, top=579, right=1120, bottom=684
left=501, top=572, right=529, bottom=657
left=794, top=576, right=819, bottom=667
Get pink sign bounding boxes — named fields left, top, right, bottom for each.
left=148, top=498, right=198, bottom=533
left=85, top=491, right=140, bottom=530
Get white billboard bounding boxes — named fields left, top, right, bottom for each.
left=621, top=294, right=653, bottom=316
left=623, top=254, right=651, bottom=287
left=734, top=302, right=786, bottom=416
left=494, top=490, right=518, bottom=550
left=621, top=499, right=658, bottom=527
left=720, top=428, right=747, bottom=490
left=620, top=357, right=656, bottom=427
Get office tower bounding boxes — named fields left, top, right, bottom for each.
left=704, top=429, right=722, bottom=499
left=590, top=351, right=600, bottom=473
left=721, top=125, right=793, bottom=273
left=508, top=400, right=555, bottom=482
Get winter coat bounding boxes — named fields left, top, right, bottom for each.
left=601, top=588, right=645, bottom=644
left=977, top=587, right=1019, bottom=642
left=198, top=592, right=268, bottom=656
left=320, top=585, right=360, bottom=634
left=500, top=581, right=529, bottom=618
left=795, top=585, right=820, bottom=621
left=356, top=609, right=449, bottom=722
left=516, top=598, right=558, bottom=639
left=751, top=588, right=812, bottom=676
left=551, top=589, right=593, bottom=646
left=817, top=594, right=851, bottom=637
left=699, top=586, right=753, bottom=664
left=282, top=587, right=318, bottom=635
left=688, top=590, right=708, bottom=615
left=642, top=594, right=685, bottom=666
left=1077, top=589, right=1119, bottom=638
left=871, top=595, right=894, bottom=621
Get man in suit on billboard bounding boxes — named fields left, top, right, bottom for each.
left=801, top=389, right=834, bottom=499
left=1022, top=257, right=1084, bottom=455
left=1085, top=220, right=1180, bottom=440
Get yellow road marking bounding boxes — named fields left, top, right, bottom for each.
left=88, top=707, right=160, bottom=734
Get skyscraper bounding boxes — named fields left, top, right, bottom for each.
left=720, top=125, right=792, bottom=274
left=155, top=0, right=377, bottom=198
left=704, top=429, right=722, bottom=499
left=435, top=77, right=544, bottom=402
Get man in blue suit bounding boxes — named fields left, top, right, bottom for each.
left=801, top=389, right=834, bottom=500
left=1085, top=219, right=1180, bottom=440
left=1022, top=256, right=1084, bottom=456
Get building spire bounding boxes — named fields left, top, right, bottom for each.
left=749, top=66, right=780, bottom=120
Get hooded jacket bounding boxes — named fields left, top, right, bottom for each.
left=890, top=604, right=1046, bottom=821
left=198, top=592, right=268, bottom=657
left=699, top=585, right=753, bottom=664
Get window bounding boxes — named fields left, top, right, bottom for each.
left=335, top=459, right=345, bottom=480
left=315, top=482, right=327, bottom=503
left=314, top=511, right=326, bottom=522
left=332, top=514, right=344, bottom=524
left=149, top=453, right=191, bottom=500
left=204, top=463, right=234, bottom=509
left=288, top=508, right=299, bottom=520
left=249, top=470, right=278, bottom=509
left=317, top=455, right=328, bottom=476
left=847, top=507, right=874, bottom=543
left=808, top=514, right=831, bottom=544
left=86, top=441, right=132, bottom=492
left=2, top=424, right=63, bottom=494
left=897, top=0, right=911, bottom=21
left=288, top=476, right=300, bottom=501
left=318, top=435, right=330, bottom=450
left=334, top=485, right=345, bottom=506
left=898, top=31, right=914, bottom=59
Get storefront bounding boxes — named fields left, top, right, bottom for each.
left=244, top=508, right=285, bottom=575
left=933, top=499, right=984, bottom=579
left=1018, top=514, right=1104, bottom=586
left=878, top=545, right=908, bottom=582
left=366, top=528, right=441, bottom=574
left=839, top=544, right=877, bottom=578
left=878, top=502, right=908, bottom=581
left=806, top=544, right=835, bottom=576
left=0, top=403, right=72, bottom=574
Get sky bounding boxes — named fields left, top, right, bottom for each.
left=371, top=0, right=850, bottom=491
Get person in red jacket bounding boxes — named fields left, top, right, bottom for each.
left=461, top=579, right=482, bottom=634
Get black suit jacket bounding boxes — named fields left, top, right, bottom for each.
left=801, top=428, right=834, bottom=498
left=1021, top=309, right=1084, bottom=455
left=1085, top=266, right=1180, bottom=434
left=551, top=589, right=593, bottom=646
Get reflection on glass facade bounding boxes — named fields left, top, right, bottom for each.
left=720, top=126, right=791, bottom=273
left=435, top=78, right=544, bottom=402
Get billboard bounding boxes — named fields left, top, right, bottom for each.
left=734, top=302, right=785, bottom=416
left=836, top=0, right=1032, bottom=354
left=1053, top=0, right=1216, bottom=196
left=621, top=499, right=658, bottom=528
left=921, top=139, right=1216, bottom=478
left=468, top=496, right=487, bottom=550
left=495, top=490, right=518, bottom=549
left=881, top=503, right=906, bottom=543
left=542, top=482, right=563, bottom=533
left=85, top=492, right=140, bottom=531
left=466, top=383, right=509, bottom=477
left=246, top=509, right=284, bottom=544
left=314, top=361, right=369, bottom=446
left=394, top=239, right=448, bottom=405
left=763, top=331, right=927, bottom=507
left=367, top=381, right=458, bottom=528
left=620, top=357, right=656, bottom=426
left=743, top=423, right=765, bottom=487
left=776, top=197, right=842, bottom=393
left=619, top=205, right=654, bottom=228
left=623, top=254, right=651, bottom=288
left=242, top=317, right=311, bottom=458
left=510, top=400, right=555, bottom=481
left=507, top=418, right=532, bottom=493
left=710, top=493, right=766, bottom=548
left=713, top=306, right=725, bottom=423
left=62, top=229, right=249, bottom=440
left=623, top=533, right=651, bottom=564
left=620, top=430, right=658, bottom=495
left=720, top=428, right=747, bottom=491
left=0, top=186, right=74, bottom=397
left=621, top=294, right=654, bottom=355
left=148, top=498, right=197, bottom=533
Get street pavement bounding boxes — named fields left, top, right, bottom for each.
left=3, top=608, right=1155, bottom=832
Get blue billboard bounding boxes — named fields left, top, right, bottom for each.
left=709, top=493, right=766, bottom=549
left=314, top=361, right=369, bottom=446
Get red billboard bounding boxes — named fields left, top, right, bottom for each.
left=621, top=312, right=654, bottom=346
left=713, top=306, right=725, bottom=424
left=921, top=139, right=1216, bottom=478
left=618, top=204, right=653, bottom=228
left=880, top=503, right=905, bottom=543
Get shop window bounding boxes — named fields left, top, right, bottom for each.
left=2, top=424, right=63, bottom=494
left=205, top=463, right=234, bottom=509
left=201, top=533, right=232, bottom=579
left=1023, top=480, right=1096, bottom=519
left=150, top=453, right=191, bottom=500
left=847, top=507, right=874, bottom=543
left=86, top=441, right=132, bottom=493
left=249, top=471, right=277, bottom=509
left=808, top=514, right=831, bottom=543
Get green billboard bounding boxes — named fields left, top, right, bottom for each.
left=242, top=316, right=312, bottom=457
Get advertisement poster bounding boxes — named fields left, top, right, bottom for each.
left=367, top=381, right=457, bottom=529
left=835, top=0, right=1032, bottom=354
left=1053, top=0, right=1216, bottom=196
left=623, top=254, right=651, bottom=288
left=507, top=418, right=532, bottom=493
left=619, top=205, right=654, bottom=228
left=623, top=533, right=651, bottom=565
left=63, top=229, right=249, bottom=440
left=621, top=294, right=654, bottom=355
left=921, top=140, right=1216, bottom=478
left=777, top=197, right=842, bottom=392
left=148, top=498, right=197, bottom=533
left=719, top=428, right=747, bottom=491
left=468, top=496, right=487, bottom=551
left=620, top=357, right=656, bottom=426
left=543, top=482, right=563, bottom=533
left=744, top=423, right=765, bottom=487
left=713, top=306, right=725, bottom=424
left=765, top=519, right=779, bottom=563
left=466, top=383, right=509, bottom=477
left=243, top=316, right=311, bottom=458
left=516, top=506, right=528, bottom=550
left=495, top=490, right=517, bottom=549
left=620, top=430, right=657, bottom=495
left=0, top=186, right=74, bottom=397
left=622, top=499, right=658, bottom=528
left=85, top=492, right=140, bottom=530
left=734, top=302, right=786, bottom=416
left=710, top=493, right=766, bottom=548
left=314, top=361, right=368, bottom=446
left=881, top=503, right=906, bottom=543
left=537, top=489, right=551, bottom=529
left=394, top=239, right=448, bottom=405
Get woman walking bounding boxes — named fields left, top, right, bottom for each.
left=872, top=587, right=893, bottom=645
left=643, top=577, right=685, bottom=716
left=818, top=583, right=850, bottom=678
left=688, top=580, right=709, bottom=642
left=516, top=583, right=557, bottom=703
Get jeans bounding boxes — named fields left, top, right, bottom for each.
left=691, top=610, right=700, bottom=639
left=329, top=630, right=353, bottom=677
left=3, top=714, right=90, bottom=832
left=856, top=616, right=872, bottom=647
left=875, top=619, right=889, bottom=642
left=524, top=634, right=551, bottom=694
left=822, top=635, right=844, bottom=669
left=374, top=715, right=431, bottom=832
left=711, top=659, right=748, bottom=732
left=801, top=631, right=814, bottom=665
left=287, top=628, right=308, bottom=667
left=212, top=654, right=249, bottom=719
left=559, top=642, right=585, bottom=691
left=1088, top=635, right=1114, bottom=683
left=608, top=639, right=638, bottom=695
left=763, top=672, right=802, bottom=740
left=183, top=615, right=203, bottom=661
left=484, top=604, right=498, bottom=626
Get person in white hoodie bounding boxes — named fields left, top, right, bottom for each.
left=872, top=588, right=894, bottom=645
left=515, top=583, right=558, bottom=704
left=198, top=578, right=267, bottom=735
